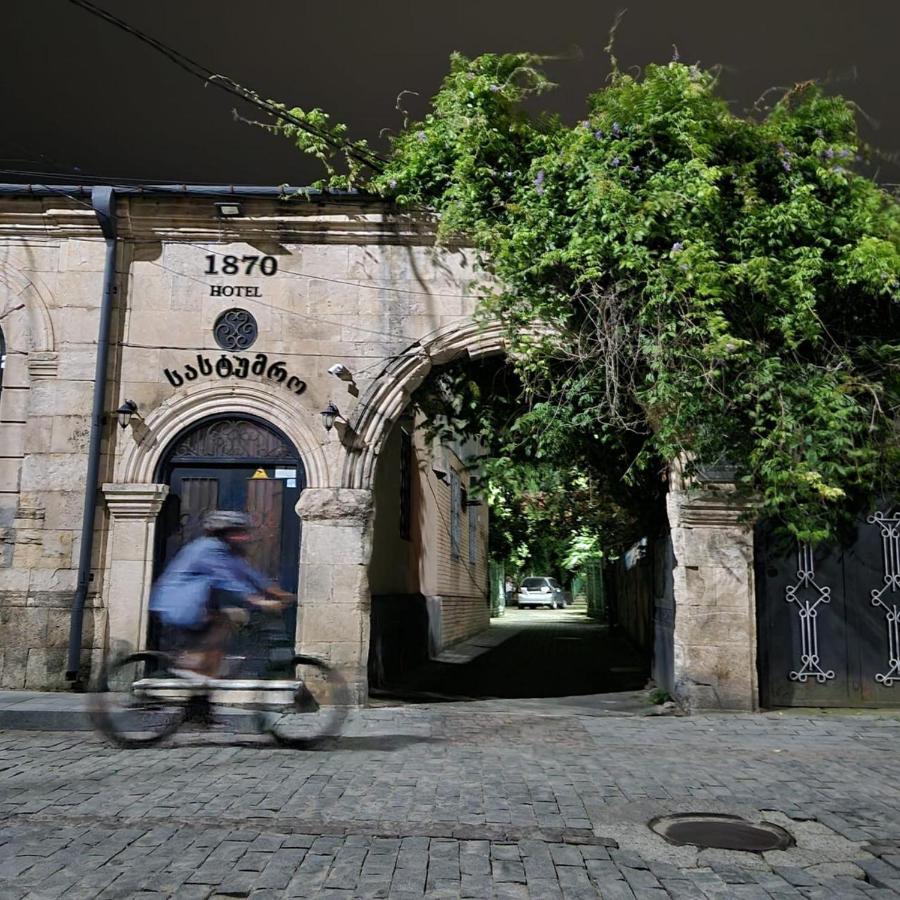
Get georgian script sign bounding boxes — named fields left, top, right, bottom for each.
left=164, top=353, right=306, bottom=395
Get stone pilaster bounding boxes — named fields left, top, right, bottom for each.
left=102, top=483, right=169, bottom=657
left=667, top=474, right=758, bottom=711
left=295, top=487, right=374, bottom=706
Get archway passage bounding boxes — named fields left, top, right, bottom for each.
left=366, top=353, right=661, bottom=705
left=151, top=415, right=305, bottom=650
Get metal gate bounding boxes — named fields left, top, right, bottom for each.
left=755, top=508, right=900, bottom=707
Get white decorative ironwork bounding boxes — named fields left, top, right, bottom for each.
left=786, top=544, right=835, bottom=683
left=867, top=511, right=900, bottom=686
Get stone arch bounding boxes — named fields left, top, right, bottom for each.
left=117, top=381, right=328, bottom=488
left=0, top=261, right=55, bottom=356
left=342, top=318, right=511, bottom=489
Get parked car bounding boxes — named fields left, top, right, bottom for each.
left=516, top=576, right=567, bottom=609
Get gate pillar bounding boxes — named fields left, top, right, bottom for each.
left=295, top=487, right=374, bottom=706
left=666, top=468, right=758, bottom=711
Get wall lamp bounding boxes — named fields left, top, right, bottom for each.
left=215, top=201, right=243, bottom=218
left=328, top=362, right=359, bottom=397
left=115, top=399, right=139, bottom=429
left=320, top=401, right=341, bottom=432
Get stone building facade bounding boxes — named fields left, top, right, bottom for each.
left=0, top=187, right=493, bottom=701
left=0, top=184, right=767, bottom=711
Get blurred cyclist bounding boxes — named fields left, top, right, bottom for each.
left=149, top=510, right=291, bottom=680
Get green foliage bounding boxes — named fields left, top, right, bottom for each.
left=274, top=52, right=900, bottom=542
left=562, top=528, right=605, bottom=571
left=647, top=688, right=673, bottom=705
left=412, top=357, right=662, bottom=573
left=266, top=103, right=381, bottom=190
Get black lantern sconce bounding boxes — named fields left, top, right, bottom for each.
left=320, top=401, right=340, bottom=432
left=115, top=399, right=139, bottom=429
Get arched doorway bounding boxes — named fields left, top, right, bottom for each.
left=151, top=414, right=306, bottom=648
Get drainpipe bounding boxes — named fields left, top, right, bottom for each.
left=66, top=186, right=117, bottom=683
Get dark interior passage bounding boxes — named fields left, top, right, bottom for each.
left=371, top=605, right=649, bottom=703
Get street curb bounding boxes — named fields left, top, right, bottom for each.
left=0, top=709, right=95, bottom=731
left=0, top=705, right=260, bottom=733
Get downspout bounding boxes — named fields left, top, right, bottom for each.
left=66, top=186, right=117, bottom=682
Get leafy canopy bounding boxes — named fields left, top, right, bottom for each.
left=412, top=357, right=662, bottom=573
left=274, top=53, right=900, bottom=542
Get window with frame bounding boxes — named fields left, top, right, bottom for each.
left=450, top=471, right=461, bottom=561
left=399, top=427, right=412, bottom=541
left=468, top=493, right=478, bottom=565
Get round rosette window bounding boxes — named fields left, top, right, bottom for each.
left=213, top=308, right=258, bottom=351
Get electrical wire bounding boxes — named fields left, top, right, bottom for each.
left=66, top=0, right=386, bottom=173
left=0, top=166, right=307, bottom=187
left=1, top=181, right=480, bottom=381
left=3, top=176, right=474, bottom=301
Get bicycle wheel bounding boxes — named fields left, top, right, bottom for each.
left=257, top=655, right=349, bottom=748
left=89, top=652, right=189, bottom=748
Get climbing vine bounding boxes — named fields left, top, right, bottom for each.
left=272, top=52, right=900, bottom=542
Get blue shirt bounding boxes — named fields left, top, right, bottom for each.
left=149, top=536, right=270, bottom=628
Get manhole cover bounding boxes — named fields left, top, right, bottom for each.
left=649, top=814, right=794, bottom=852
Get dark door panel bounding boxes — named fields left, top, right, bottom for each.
left=756, top=508, right=900, bottom=708
left=152, top=416, right=305, bottom=655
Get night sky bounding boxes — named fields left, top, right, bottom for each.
left=3, top=0, right=900, bottom=187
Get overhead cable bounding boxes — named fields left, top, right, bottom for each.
left=66, top=0, right=387, bottom=173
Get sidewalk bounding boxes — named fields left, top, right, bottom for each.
left=0, top=606, right=649, bottom=731
left=0, top=686, right=662, bottom=732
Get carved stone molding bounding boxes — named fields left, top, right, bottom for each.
left=344, top=318, right=526, bottom=489
left=677, top=493, right=752, bottom=528
left=296, top=488, right=374, bottom=524
left=13, top=503, right=44, bottom=526
left=26, top=351, right=59, bottom=378
left=102, top=483, right=169, bottom=520
left=116, top=381, right=328, bottom=489
left=0, top=196, right=443, bottom=244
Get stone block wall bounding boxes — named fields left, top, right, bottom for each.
left=666, top=473, right=758, bottom=711
left=0, top=193, right=494, bottom=691
left=0, top=227, right=107, bottom=688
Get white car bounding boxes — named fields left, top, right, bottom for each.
left=516, top=577, right=567, bottom=609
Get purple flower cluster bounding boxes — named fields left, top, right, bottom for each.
left=777, top=142, right=793, bottom=173
left=416, top=131, right=427, bottom=142
left=671, top=241, right=684, bottom=253
left=819, top=146, right=852, bottom=166
left=534, top=169, right=545, bottom=195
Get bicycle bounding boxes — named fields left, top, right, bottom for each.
left=89, top=612, right=349, bottom=749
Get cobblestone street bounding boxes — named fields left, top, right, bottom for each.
left=1, top=702, right=900, bottom=898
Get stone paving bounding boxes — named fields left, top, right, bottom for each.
left=1, top=703, right=900, bottom=898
